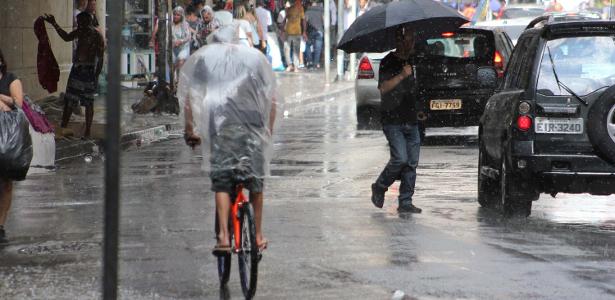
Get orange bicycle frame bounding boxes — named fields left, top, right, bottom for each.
left=231, top=183, right=247, bottom=252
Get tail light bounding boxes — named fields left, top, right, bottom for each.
left=494, top=51, right=504, bottom=77
left=517, top=115, right=532, bottom=132
left=442, top=32, right=455, bottom=38
left=358, top=57, right=374, bottom=79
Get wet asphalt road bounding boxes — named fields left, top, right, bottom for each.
left=1, top=93, right=615, bottom=299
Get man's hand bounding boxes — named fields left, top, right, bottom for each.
left=400, top=65, right=413, bottom=78
left=302, top=33, right=308, bottom=41
left=174, top=40, right=183, bottom=48
left=42, top=14, right=57, bottom=25
left=184, top=131, right=202, bottom=149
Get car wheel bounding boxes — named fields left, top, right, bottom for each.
left=357, top=106, right=379, bottom=130
left=477, top=140, right=499, bottom=208
left=499, top=155, right=532, bottom=217
left=587, top=86, right=615, bottom=165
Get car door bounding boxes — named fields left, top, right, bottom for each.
left=482, top=33, right=537, bottom=159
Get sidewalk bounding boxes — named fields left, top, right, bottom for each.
left=40, top=70, right=354, bottom=162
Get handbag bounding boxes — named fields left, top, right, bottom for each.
left=0, top=108, right=33, bottom=181
left=21, top=95, right=54, bottom=134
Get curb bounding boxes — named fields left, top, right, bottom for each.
left=55, top=84, right=354, bottom=163
left=282, top=85, right=354, bottom=111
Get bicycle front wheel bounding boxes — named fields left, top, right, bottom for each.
left=237, top=203, right=259, bottom=299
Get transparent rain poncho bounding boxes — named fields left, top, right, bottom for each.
left=177, top=25, right=277, bottom=180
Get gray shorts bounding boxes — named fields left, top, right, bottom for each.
left=210, top=124, right=265, bottom=194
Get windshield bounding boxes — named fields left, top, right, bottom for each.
left=420, top=33, right=493, bottom=60
left=536, top=36, right=615, bottom=96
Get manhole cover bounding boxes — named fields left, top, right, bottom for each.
left=18, top=241, right=100, bottom=255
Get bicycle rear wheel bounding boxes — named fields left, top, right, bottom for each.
left=215, top=212, right=231, bottom=287
left=237, top=203, right=259, bottom=299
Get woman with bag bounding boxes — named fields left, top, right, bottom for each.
left=0, top=49, right=32, bottom=244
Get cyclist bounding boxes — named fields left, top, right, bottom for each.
left=178, top=25, right=277, bottom=255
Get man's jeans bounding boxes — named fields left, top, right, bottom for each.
left=375, top=123, right=421, bottom=206
left=305, top=30, right=323, bottom=66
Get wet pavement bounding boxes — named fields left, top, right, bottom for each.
left=2, top=92, right=615, bottom=299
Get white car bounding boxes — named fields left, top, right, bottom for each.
left=474, top=17, right=535, bottom=45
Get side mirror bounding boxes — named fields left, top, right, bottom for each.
left=477, top=67, right=498, bottom=89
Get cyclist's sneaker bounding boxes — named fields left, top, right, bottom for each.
left=371, top=183, right=387, bottom=208
left=397, top=203, right=422, bottom=214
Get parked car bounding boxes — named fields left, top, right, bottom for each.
left=478, top=18, right=615, bottom=217
left=355, top=27, right=513, bottom=130
left=500, top=4, right=545, bottom=20
left=474, top=17, right=535, bottom=45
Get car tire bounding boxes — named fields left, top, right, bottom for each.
left=587, top=86, right=615, bottom=165
left=499, top=154, right=533, bottom=217
left=357, top=106, right=379, bottom=130
left=477, top=140, right=499, bottom=208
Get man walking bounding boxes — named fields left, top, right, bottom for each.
left=304, top=0, right=324, bottom=69
left=371, top=26, right=422, bottom=214
left=283, top=0, right=306, bottom=72
left=179, top=25, right=277, bottom=253
left=44, top=12, right=104, bottom=139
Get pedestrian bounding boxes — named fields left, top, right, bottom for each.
left=197, top=5, right=217, bottom=46
left=358, top=0, right=374, bottom=17
left=0, top=48, right=27, bottom=244
left=462, top=2, right=476, bottom=20
left=276, top=1, right=291, bottom=67
left=243, top=2, right=265, bottom=49
left=255, top=0, right=273, bottom=53
left=171, top=6, right=192, bottom=80
left=193, top=0, right=206, bottom=17
left=235, top=5, right=256, bottom=47
left=371, top=25, right=422, bottom=214
left=546, top=0, right=564, bottom=13
left=304, top=0, right=324, bottom=69
left=283, top=0, right=306, bottom=72
left=214, top=0, right=234, bottom=26
left=179, top=25, right=277, bottom=254
left=43, top=12, right=104, bottom=139
left=185, top=5, right=202, bottom=53
left=73, top=0, right=88, bottom=30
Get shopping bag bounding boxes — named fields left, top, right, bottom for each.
left=0, top=109, right=33, bottom=181
left=22, top=95, right=54, bottom=134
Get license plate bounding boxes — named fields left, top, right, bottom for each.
left=535, top=117, right=584, bottom=134
left=430, top=99, right=462, bottom=110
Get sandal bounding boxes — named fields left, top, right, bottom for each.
left=212, top=244, right=232, bottom=256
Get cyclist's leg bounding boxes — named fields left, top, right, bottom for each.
left=215, top=192, right=232, bottom=247
left=249, top=191, right=266, bottom=248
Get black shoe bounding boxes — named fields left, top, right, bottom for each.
left=371, top=183, right=387, bottom=208
left=397, top=203, right=422, bottom=214
left=0, top=227, right=7, bottom=244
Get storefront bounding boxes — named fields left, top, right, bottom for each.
left=122, top=0, right=157, bottom=78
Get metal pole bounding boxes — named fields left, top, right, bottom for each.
left=348, top=0, right=357, bottom=80
left=103, top=0, right=122, bottom=299
left=336, top=0, right=344, bottom=80
left=324, top=0, right=331, bottom=83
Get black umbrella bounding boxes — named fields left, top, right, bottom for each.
left=338, top=0, right=469, bottom=53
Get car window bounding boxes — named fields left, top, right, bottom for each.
left=421, top=32, right=492, bottom=59
left=504, top=35, right=533, bottom=89
left=536, top=36, right=615, bottom=96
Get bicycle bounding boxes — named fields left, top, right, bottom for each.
left=214, top=174, right=261, bottom=299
